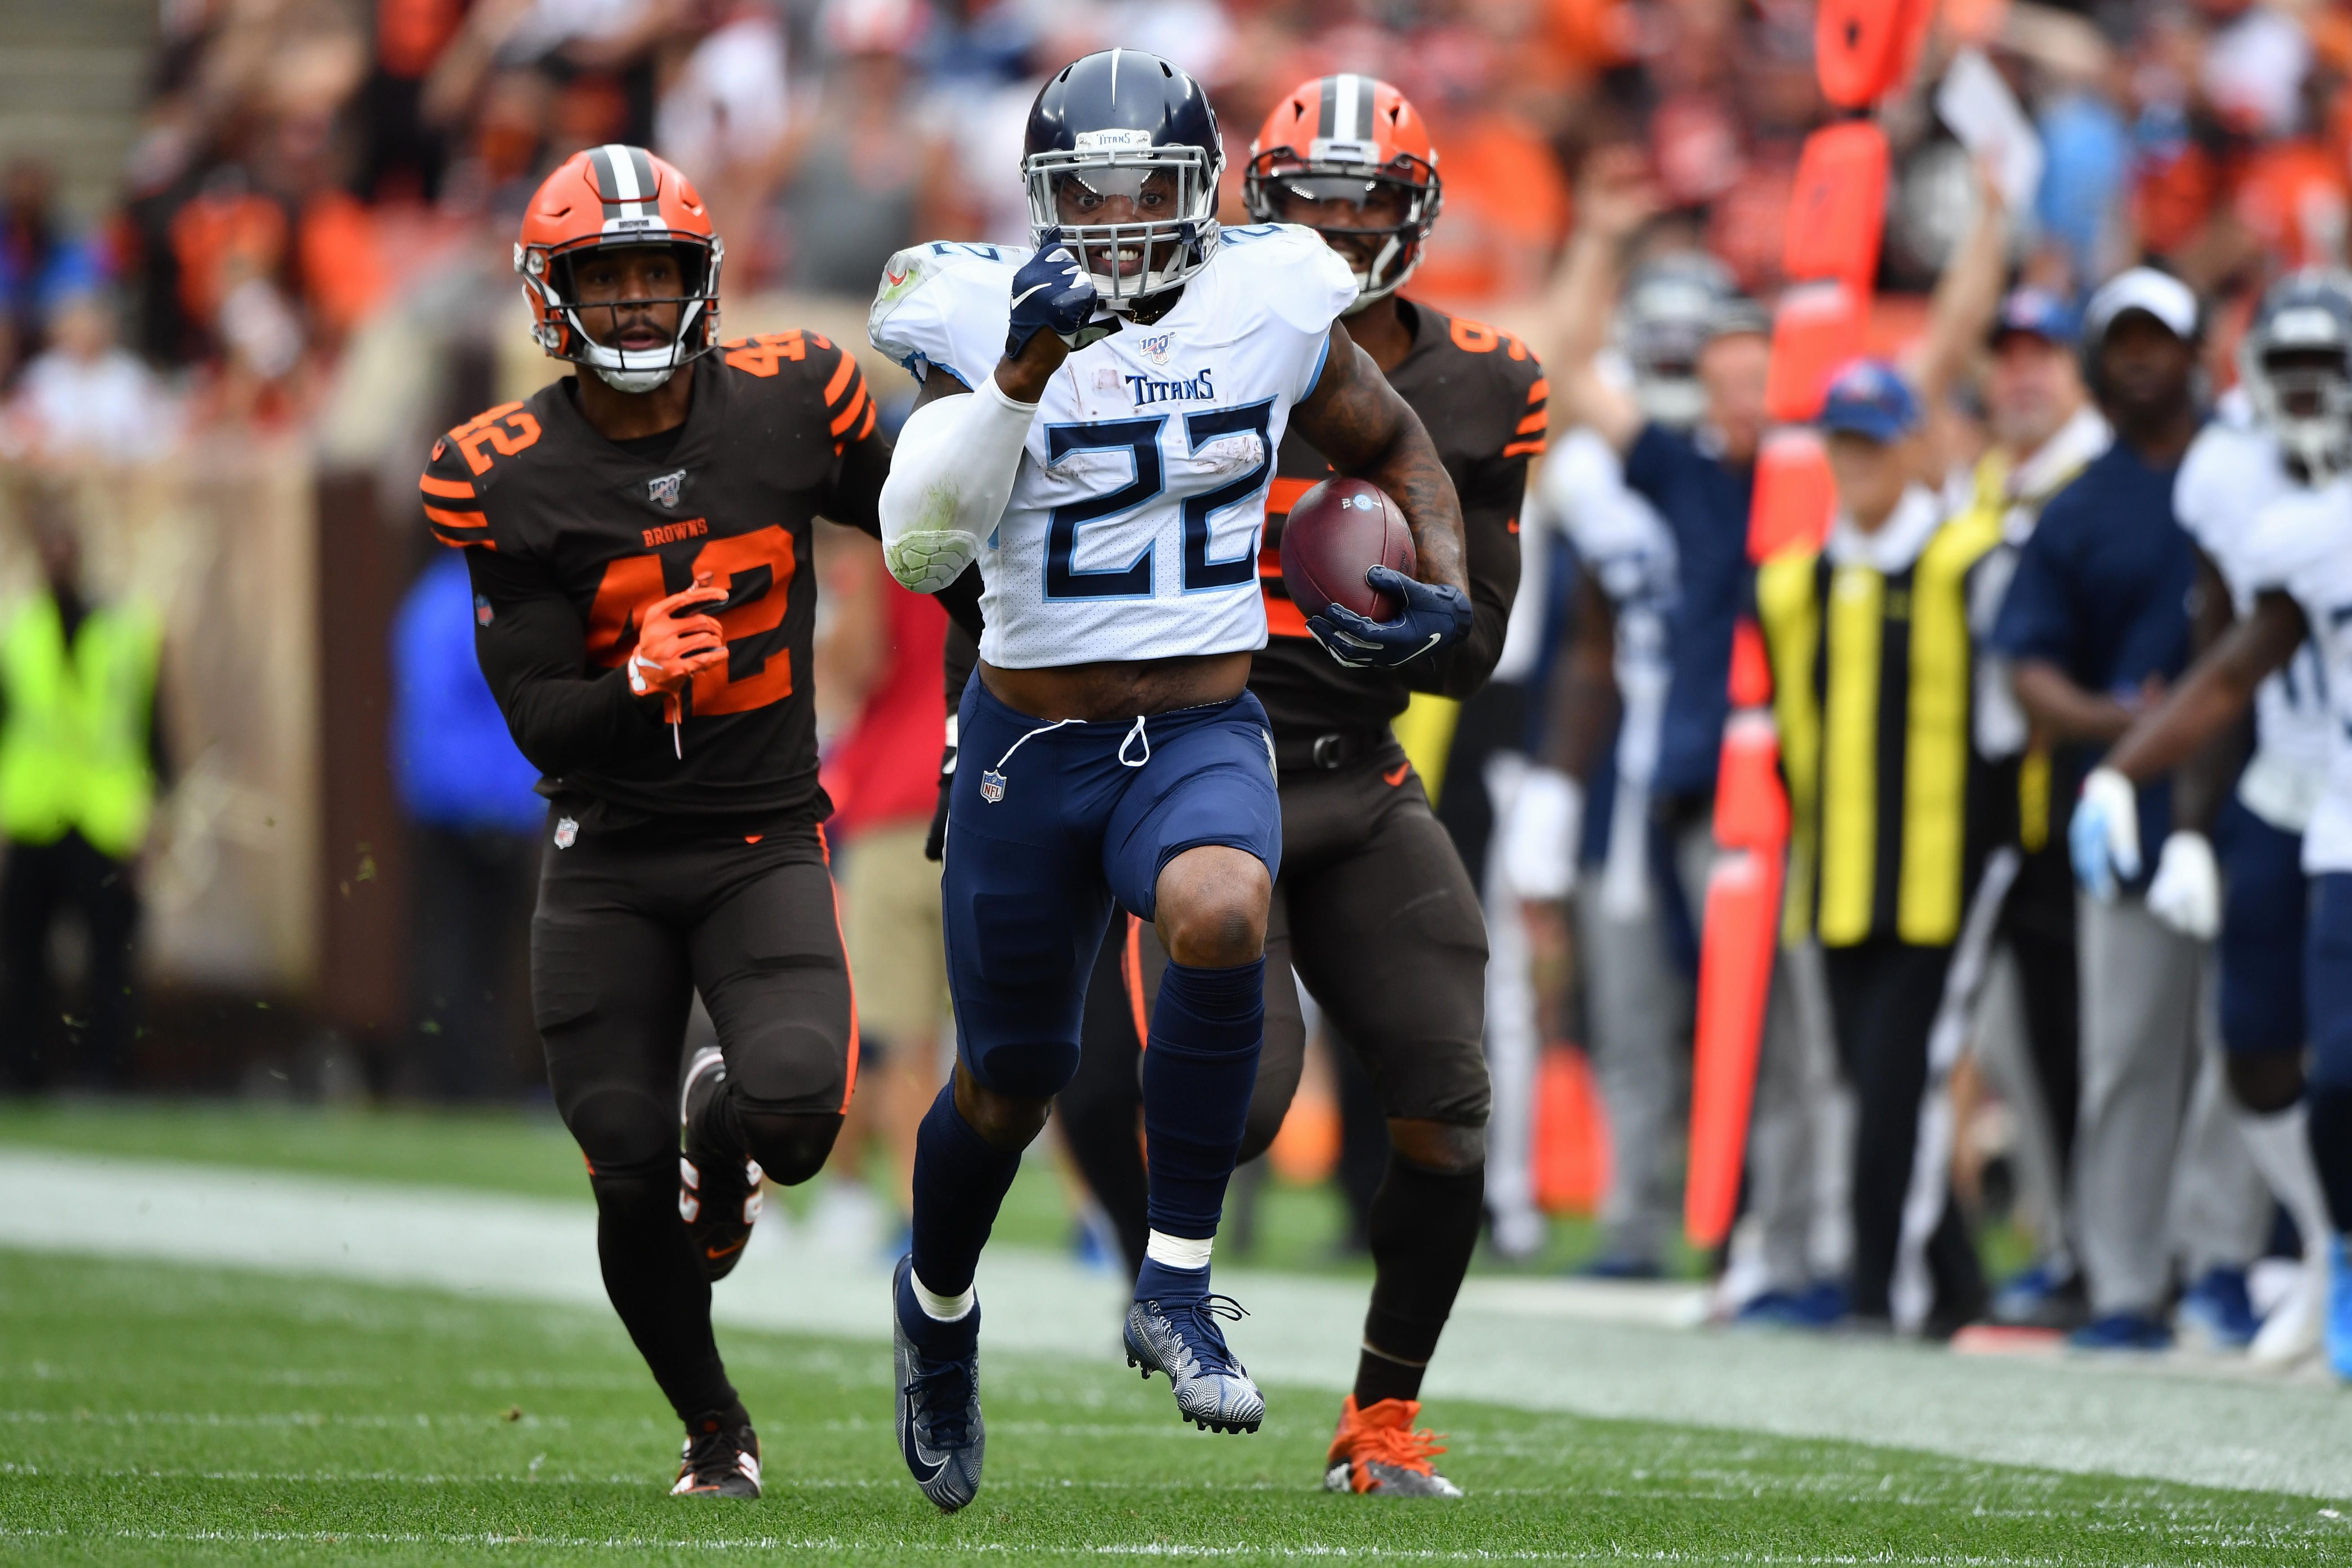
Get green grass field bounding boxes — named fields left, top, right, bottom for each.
left=4, top=1248, right=2348, bottom=1566
left=3, top=1101, right=2344, bottom=1564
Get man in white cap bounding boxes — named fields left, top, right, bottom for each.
left=1987, top=267, right=2254, bottom=1350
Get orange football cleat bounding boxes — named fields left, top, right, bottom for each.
left=1323, top=1395, right=1463, bottom=1498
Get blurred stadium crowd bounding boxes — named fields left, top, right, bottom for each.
left=9, top=0, right=2352, bottom=1355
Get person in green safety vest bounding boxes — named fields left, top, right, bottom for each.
left=0, top=503, right=169, bottom=1091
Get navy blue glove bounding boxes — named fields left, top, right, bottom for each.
left=1306, top=565, right=1473, bottom=670
left=1005, top=231, right=1120, bottom=360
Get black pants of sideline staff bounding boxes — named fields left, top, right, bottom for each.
left=0, top=830, right=140, bottom=1092
left=1823, top=937, right=1987, bottom=1331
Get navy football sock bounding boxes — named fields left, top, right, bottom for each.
left=2307, top=1085, right=2352, bottom=1233
left=1141, top=957, right=1265, bottom=1241
left=909, top=1083, right=1023, bottom=1301
left=1134, top=1256, right=1212, bottom=1305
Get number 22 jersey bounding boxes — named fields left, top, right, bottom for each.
left=867, top=224, right=1358, bottom=670
left=419, top=330, right=886, bottom=827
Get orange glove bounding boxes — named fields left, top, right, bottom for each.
left=627, top=580, right=727, bottom=726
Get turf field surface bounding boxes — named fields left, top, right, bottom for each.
left=4, top=1248, right=2349, bottom=1567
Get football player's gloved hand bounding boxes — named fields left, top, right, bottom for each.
left=1499, top=765, right=1582, bottom=902
left=1005, top=232, right=1120, bottom=360
left=2146, top=830, right=2221, bottom=939
left=627, top=581, right=727, bottom=724
left=1306, top=565, right=1473, bottom=670
left=2069, top=765, right=2143, bottom=902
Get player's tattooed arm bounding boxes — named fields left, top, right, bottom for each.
left=1291, top=321, right=1468, bottom=594
left=463, top=548, right=665, bottom=774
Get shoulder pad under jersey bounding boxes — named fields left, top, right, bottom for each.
left=869, top=240, right=1031, bottom=391
left=1212, top=224, right=1359, bottom=336
left=2241, top=480, right=2352, bottom=592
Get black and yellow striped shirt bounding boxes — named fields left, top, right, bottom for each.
left=1756, top=488, right=2004, bottom=948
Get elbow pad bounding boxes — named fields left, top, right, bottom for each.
left=878, top=375, right=1038, bottom=593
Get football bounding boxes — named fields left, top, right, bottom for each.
left=1277, top=477, right=1417, bottom=623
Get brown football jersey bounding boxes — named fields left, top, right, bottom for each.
left=1250, top=300, right=1545, bottom=743
left=420, top=330, right=885, bottom=826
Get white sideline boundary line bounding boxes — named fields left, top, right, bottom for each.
left=4, top=1148, right=2352, bottom=1499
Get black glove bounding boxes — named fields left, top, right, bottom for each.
left=1306, top=565, right=1473, bottom=670
left=1005, top=231, right=1120, bottom=360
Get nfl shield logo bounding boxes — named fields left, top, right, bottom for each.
left=647, top=469, right=686, bottom=509
left=553, top=816, right=579, bottom=849
left=474, top=593, right=494, bottom=628
left=979, top=769, right=1007, bottom=804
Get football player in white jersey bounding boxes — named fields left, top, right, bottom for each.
left=2079, top=268, right=2352, bottom=1378
left=2163, top=313, right=2339, bottom=1362
left=1506, top=255, right=1719, bottom=1280
left=866, top=49, right=1470, bottom=1510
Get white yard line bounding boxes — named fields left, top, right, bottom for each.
left=4, top=1148, right=2352, bottom=1499
left=0, top=1528, right=2099, bottom=1564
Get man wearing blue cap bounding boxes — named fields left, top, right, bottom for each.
left=1989, top=267, right=2224, bottom=1350
left=1751, top=359, right=2000, bottom=1333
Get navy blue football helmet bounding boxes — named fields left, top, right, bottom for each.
left=1023, top=49, right=1223, bottom=311
left=2241, top=268, right=2352, bottom=483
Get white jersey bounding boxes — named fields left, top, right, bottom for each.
left=2176, top=400, right=2331, bottom=831
left=2240, top=478, right=2352, bottom=870
left=869, top=225, right=1357, bottom=669
left=1535, top=426, right=1676, bottom=906
left=1537, top=427, right=1677, bottom=793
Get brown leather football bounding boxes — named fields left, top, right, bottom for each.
left=1276, top=478, right=1415, bottom=622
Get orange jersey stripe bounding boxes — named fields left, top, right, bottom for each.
left=1266, top=475, right=1319, bottom=516
left=1527, top=377, right=1550, bottom=404
left=819, top=823, right=862, bottom=1113
left=854, top=398, right=877, bottom=442
left=1263, top=589, right=1312, bottom=638
left=1516, top=411, right=1547, bottom=435
left=423, top=504, right=486, bottom=529
left=1501, top=439, right=1546, bottom=458
left=1122, top=914, right=1148, bottom=1047
left=419, top=474, right=475, bottom=499
left=829, top=383, right=871, bottom=437
left=822, top=349, right=859, bottom=405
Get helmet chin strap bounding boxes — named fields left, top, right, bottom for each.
left=1337, top=233, right=1409, bottom=315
